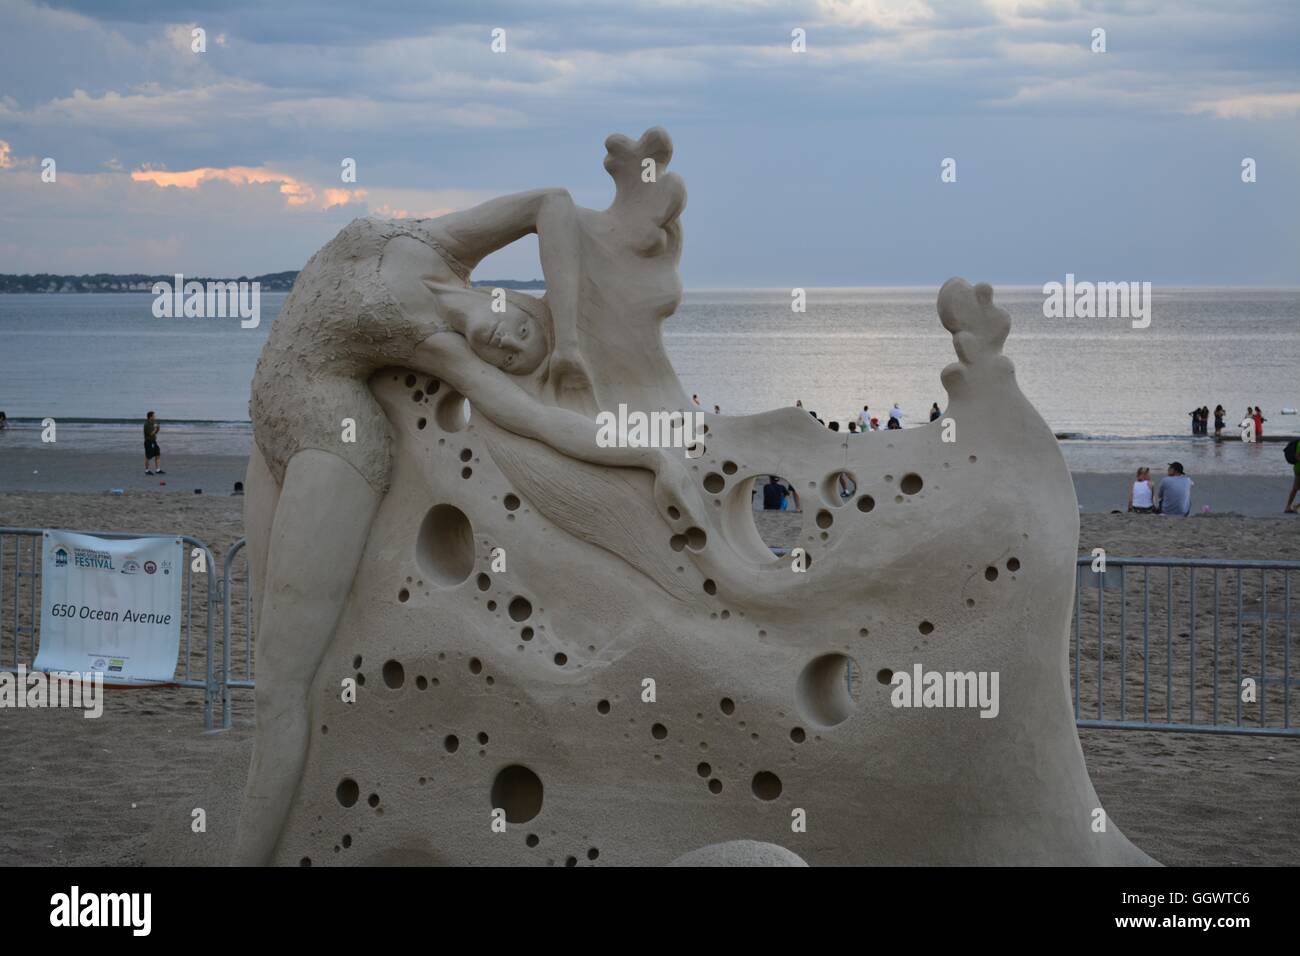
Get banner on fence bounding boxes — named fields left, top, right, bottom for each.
left=34, top=530, right=184, bottom=685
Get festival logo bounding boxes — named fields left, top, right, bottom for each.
left=144, top=561, right=157, bottom=574
left=53, top=546, right=69, bottom=568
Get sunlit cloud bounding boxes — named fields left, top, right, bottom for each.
left=130, top=164, right=367, bottom=209
left=1190, top=91, right=1300, bottom=121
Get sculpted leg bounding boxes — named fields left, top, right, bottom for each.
left=233, top=449, right=380, bottom=866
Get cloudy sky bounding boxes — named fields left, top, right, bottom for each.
left=0, top=0, right=1296, bottom=285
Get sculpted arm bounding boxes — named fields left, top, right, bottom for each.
left=411, top=333, right=635, bottom=469
left=431, top=189, right=583, bottom=365
left=409, top=333, right=705, bottom=526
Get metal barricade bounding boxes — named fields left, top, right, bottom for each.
left=219, top=538, right=255, bottom=730
left=1073, top=556, right=1299, bottom=736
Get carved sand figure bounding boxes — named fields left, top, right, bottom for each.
left=234, top=189, right=703, bottom=865
left=239, top=128, right=1155, bottom=866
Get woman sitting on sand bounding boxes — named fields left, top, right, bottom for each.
left=1128, top=467, right=1155, bottom=513
left=235, top=197, right=704, bottom=866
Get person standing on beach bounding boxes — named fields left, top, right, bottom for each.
left=0, top=411, right=7, bottom=430
left=762, top=475, right=789, bottom=511
left=1156, top=462, right=1193, bottom=516
left=930, top=402, right=942, bottom=422
left=1253, top=406, right=1266, bottom=439
left=858, top=405, right=871, bottom=430
left=1284, top=440, right=1300, bottom=513
left=143, top=411, right=164, bottom=475
left=1213, top=404, right=1225, bottom=438
left=1188, top=407, right=1201, bottom=435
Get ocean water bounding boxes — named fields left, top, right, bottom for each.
left=1, top=288, right=1296, bottom=474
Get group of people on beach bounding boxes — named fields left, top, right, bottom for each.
left=1189, top=404, right=1267, bottom=439
left=790, top=399, right=943, bottom=433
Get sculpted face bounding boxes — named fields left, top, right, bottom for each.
left=461, top=299, right=548, bottom=375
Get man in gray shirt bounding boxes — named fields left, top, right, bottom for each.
left=1157, top=462, right=1193, bottom=516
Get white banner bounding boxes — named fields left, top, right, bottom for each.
left=35, top=531, right=184, bottom=686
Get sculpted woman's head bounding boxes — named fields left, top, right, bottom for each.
left=450, top=288, right=551, bottom=376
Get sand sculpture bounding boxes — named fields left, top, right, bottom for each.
left=234, top=128, right=1156, bottom=866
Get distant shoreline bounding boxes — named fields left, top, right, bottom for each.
left=0, top=273, right=545, bottom=293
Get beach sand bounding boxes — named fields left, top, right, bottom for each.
left=0, top=491, right=1297, bottom=866
left=4, top=443, right=1296, bottom=516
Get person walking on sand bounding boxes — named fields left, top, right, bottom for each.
left=143, top=410, right=164, bottom=475
left=1157, top=462, right=1193, bottom=516
left=1213, top=404, right=1225, bottom=438
left=858, top=405, right=871, bottom=431
left=1128, top=467, right=1155, bottom=513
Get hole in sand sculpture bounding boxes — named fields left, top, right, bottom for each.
left=415, top=504, right=475, bottom=587
left=822, top=471, right=858, bottom=506
left=434, top=390, right=471, bottom=432
left=491, top=765, right=543, bottom=823
left=382, top=660, right=405, bottom=689
left=857, top=495, right=875, bottom=513
left=796, top=653, right=862, bottom=728
left=745, top=475, right=801, bottom=554
left=722, top=461, right=738, bottom=475
left=504, top=493, right=520, bottom=511
left=751, top=771, right=782, bottom=801
left=1007, top=557, right=1020, bottom=572
left=508, top=596, right=532, bottom=622
left=703, top=472, right=725, bottom=494
left=877, top=668, right=893, bottom=685
left=336, top=778, right=360, bottom=808
left=900, top=472, right=923, bottom=495
left=985, top=566, right=999, bottom=582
